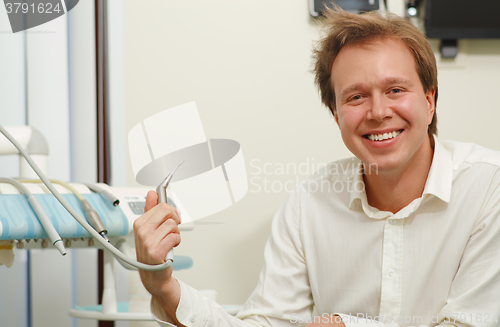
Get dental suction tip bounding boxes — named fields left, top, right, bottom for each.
left=54, top=239, right=67, bottom=256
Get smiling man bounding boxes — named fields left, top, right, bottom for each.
left=331, top=37, right=435, bottom=214
left=134, top=6, right=500, bottom=327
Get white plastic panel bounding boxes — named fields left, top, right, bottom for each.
left=143, top=102, right=207, bottom=159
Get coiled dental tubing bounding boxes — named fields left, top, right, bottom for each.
left=0, top=124, right=179, bottom=271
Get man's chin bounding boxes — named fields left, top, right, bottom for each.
left=360, top=159, right=403, bottom=176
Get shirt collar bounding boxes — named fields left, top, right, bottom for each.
left=349, top=136, right=453, bottom=214
left=349, top=163, right=366, bottom=210
left=422, top=136, right=453, bottom=203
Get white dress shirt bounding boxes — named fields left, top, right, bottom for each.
left=152, top=138, right=500, bottom=327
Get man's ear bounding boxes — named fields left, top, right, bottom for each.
left=332, top=106, right=340, bottom=128
left=426, top=87, right=436, bottom=125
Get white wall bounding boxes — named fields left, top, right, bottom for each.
left=122, top=0, right=344, bottom=306
left=429, top=38, right=500, bottom=151
left=121, top=0, right=500, bottom=308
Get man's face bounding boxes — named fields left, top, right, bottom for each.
left=331, top=38, right=435, bottom=174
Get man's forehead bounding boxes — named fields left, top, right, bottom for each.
left=331, top=38, right=419, bottom=90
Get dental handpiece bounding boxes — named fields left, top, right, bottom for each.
left=156, top=161, right=184, bottom=264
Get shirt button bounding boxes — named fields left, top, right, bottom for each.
left=190, top=315, right=196, bottom=322
left=389, top=219, right=396, bottom=225
left=388, top=269, right=394, bottom=276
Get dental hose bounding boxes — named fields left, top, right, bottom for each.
left=0, top=124, right=172, bottom=271
left=18, top=179, right=109, bottom=241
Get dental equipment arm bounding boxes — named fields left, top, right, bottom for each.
left=156, top=161, right=184, bottom=263
left=0, top=124, right=172, bottom=271
left=0, top=177, right=66, bottom=255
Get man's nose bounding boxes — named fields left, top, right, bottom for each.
left=366, top=94, right=393, bottom=121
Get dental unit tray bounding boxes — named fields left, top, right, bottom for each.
left=0, top=192, right=128, bottom=241
left=0, top=182, right=194, bottom=248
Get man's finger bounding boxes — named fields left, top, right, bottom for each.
left=145, top=203, right=181, bottom=226
left=134, top=202, right=176, bottom=234
left=145, top=190, right=158, bottom=212
left=142, top=218, right=179, bottom=249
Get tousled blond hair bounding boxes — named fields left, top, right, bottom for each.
left=313, top=6, right=438, bottom=136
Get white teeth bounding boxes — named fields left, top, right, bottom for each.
left=367, top=130, right=401, bottom=141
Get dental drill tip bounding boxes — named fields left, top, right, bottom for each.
left=159, top=160, right=186, bottom=188
left=171, top=160, right=185, bottom=176
left=53, top=239, right=67, bottom=256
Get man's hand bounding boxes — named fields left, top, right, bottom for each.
left=305, top=315, right=346, bottom=327
left=133, top=190, right=182, bottom=298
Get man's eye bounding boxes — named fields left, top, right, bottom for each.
left=349, top=95, right=362, bottom=101
left=390, top=88, right=403, bottom=94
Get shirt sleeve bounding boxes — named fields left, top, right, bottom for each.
left=151, top=279, right=262, bottom=327
left=435, top=172, right=500, bottom=327
left=236, top=187, right=314, bottom=325
left=150, top=188, right=314, bottom=327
